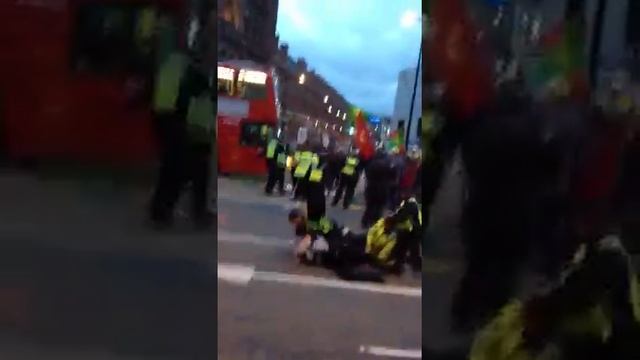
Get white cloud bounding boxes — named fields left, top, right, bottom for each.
left=276, top=0, right=421, bottom=115
left=279, top=0, right=314, bottom=34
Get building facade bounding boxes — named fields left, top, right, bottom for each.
left=217, top=0, right=278, bottom=63
left=391, top=64, right=422, bottom=147
left=272, top=43, right=352, bottom=148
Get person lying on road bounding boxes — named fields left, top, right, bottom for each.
left=287, top=208, right=413, bottom=281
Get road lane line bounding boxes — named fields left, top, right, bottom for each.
left=359, top=345, right=421, bottom=358
left=252, top=270, right=421, bottom=297
left=218, top=263, right=421, bottom=297
left=217, top=230, right=291, bottom=248
left=218, top=263, right=255, bottom=285
left=217, top=194, right=296, bottom=210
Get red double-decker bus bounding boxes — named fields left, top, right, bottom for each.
left=0, top=0, right=188, bottom=166
left=217, top=60, right=279, bottom=176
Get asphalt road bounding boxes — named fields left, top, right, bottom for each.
left=0, top=172, right=217, bottom=359
left=217, top=177, right=422, bottom=359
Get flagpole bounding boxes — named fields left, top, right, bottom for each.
left=406, top=41, right=423, bottom=149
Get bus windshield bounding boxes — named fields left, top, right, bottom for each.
left=237, top=69, right=267, bottom=100
left=217, top=66, right=235, bottom=96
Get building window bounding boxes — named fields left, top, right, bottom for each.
left=240, top=122, right=272, bottom=147
left=72, top=4, right=155, bottom=75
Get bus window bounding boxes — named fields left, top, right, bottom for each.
left=240, top=122, right=271, bottom=147
left=73, top=4, right=156, bottom=75
left=218, top=66, right=235, bottom=96
left=237, top=69, right=267, bottom=100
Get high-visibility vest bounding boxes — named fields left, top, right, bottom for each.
left=366, top=219, right=397, bottom=266
left=311, top=153, right=319, bottom=168
left=186, top=93, right=213, bottom=130
left=341, top=156, right=359, bottom=175
left=309, top=168, right=323, bottom=182
left=186, top=92, right=214, bottom=143
left=276, top=153, right=287, bottom=167
left=308, top=217, right=333, bottom=234
left=294, top=151, right=313, bottom=178
left=266, top=139, right=277, bottom=159
left=152, top=52, right=187, bottom=112
left=470, top=239, right=640, bottom=360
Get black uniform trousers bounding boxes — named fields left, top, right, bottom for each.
left=293, top=169, right=310, bottom=200
left=150, top=113, right=211, bottom=222
left=265, top=160, right=285, bottom=194
left=332, top=172, right=358, bottom=209
left=361, top=184, right=388, bottom=228
left=151, top=112, right=186, bottom=222
left=306, top=176, right=326, bottom=223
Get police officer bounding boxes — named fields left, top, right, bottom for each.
left=181, top=63, right=215, bottom=228
left=264, top=132, right=286, bottom=195
left=469, top=236, right=640, bottom=360
left=150, top=50, right=214, bottom=228
left=385, top=195, right=422, bottom=273
left=290, top=146, right=301, bottom=193
left=324, top=148, right=344, bottom=193
left=292, top=144, right=315, bottom=201
left=149, top=48, right=189, bottom=226
left=306, top=161, right=327, bottom=224
left=332, top=149, right=360, bottom=209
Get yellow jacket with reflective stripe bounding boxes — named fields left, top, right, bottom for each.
left=153, top=52, right=188, bottom=112
left=294, top=151, right=314, bottom=177
left=266, top=139, right=278, bottom=159
left=365, top=219, right=397, bottom=266
left=470, top=300, right=618, bottom=360
left=470, top=246, right=640, bottom=360
left=342, top=156, right=359, bottom=175
left=186, top=92, right=214, bottom=143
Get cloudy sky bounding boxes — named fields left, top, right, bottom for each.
left=276, top=0, right=422, bottom=117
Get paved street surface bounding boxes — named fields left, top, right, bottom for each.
left=0, top=162, right=472, bottom=359
left=0, top=170, right=216, bottom=359
left=217, top=176, right=422, bottom=359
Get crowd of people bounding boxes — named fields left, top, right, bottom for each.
left=262, top=132, right=424, bottom=281
left=421, top=75, right=640, bottom=359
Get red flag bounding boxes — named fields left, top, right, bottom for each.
left=354, top=111, right=375, bottom=160
left=428, top=0, right=495, bottom=119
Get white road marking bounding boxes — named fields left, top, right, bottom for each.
left=217, top=230, right=291, bottom=248
left=253, top=271, right=421, bottom=297
left=359, top=345, right=422, bottom=358
left=217, top=194, right=296, bottom=210
left=217, top=262, right=421, bottom=297
left=218, top=263, right=255, bottom=285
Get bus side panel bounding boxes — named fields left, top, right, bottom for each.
left=0, top=2, right=158, bottom=166
left=217, top=118, right=267, bottom=176
left=246, top=76, right=277, bottom=123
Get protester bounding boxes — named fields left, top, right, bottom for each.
left=361, top=150, right=393, bottom=228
